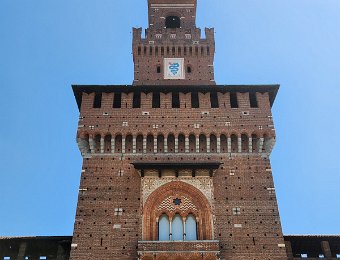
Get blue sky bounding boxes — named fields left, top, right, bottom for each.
left=0, top=0, right=340, bottom=236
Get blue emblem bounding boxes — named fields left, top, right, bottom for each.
left=169, top=62, right=180, bottom=75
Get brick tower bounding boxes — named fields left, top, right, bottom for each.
left=70, top=0, right=288, bottom=259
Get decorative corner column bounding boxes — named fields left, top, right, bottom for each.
left=249, top=137, right=253, bottom=153
left=207, top=137, right=210, bottom=153
left=121, top=137, right=126, bottom=154
left=216, top=137, right=221, bottom=153
left=175, top=137, right=179, bottom=153
left=238, top=137, right=242, bottom=153
left=185, top=137, right=189, bottom=153
left=111, top=136, right=115, bottom=154
left=89, top=137, right=95, bottom=154
left=100, top=137, right=104, bottom=153
left=154, top=137, right=158, bottom=153
left=258, top=137, right=264, bottom=153
left=132, top=136, right=136, bottom=154
left=227, top=137, right=231, bottom=153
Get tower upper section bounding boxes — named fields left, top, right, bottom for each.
left=133, top=0, right=215, bottom=86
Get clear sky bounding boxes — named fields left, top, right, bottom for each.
left=1, top=0, right=340, bottom=236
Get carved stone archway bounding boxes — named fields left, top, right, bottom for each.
left=143, top=181, right=213, bottom=241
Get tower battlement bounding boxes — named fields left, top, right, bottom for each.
left=132, top=0, right=215, bottom=86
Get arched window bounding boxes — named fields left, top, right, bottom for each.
left=115, top=135, right=122, bottom=153
left=125, top=135, right=133, bottom=153
left=186, top=214, right=197, bottom=241
left=210, top=134, right=217, bottom=153
left=252, top=134, right=259, bottom=152
left=165, top=16, right=180, bottom=29
left=136, top=135, right=143, bottom=153
left=104, top=134, right=112, bottom=153
left=172, top=214, right=184, bottom=241
left=146, top=134, right=154, bottom=153
left=263, top=134, right=271, bottom=153
left=231, top=134, right=238, bottom=153
left=80, top=134, right=91, bottom=154
left=199, top=134, right=207, bottom=153
left=241, top=134, right=249, bottom=153
left=178, top=134, right=185, bottom=153
left=167, top=134, right=175, bottom=153
left=94, top=134, right=101, bottom=153
left=159, top=214, right=170, bottom=241
left=157, top=134, right=164, bottom=153
left=189, top=134, right=196, bottom=153
left=220, top=134, right=228, bottom=153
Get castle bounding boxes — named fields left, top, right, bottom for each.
left=1, top=0, right=339, bottom=259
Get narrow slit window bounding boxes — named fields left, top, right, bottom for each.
left=157, top=65, right=161, bottom=74
left=138, top=46, right=141, bottom=55
left=113, top=93, right=122, bottom=108
left=172, top=47, right=176, bottom=56
left=93, top=92, right=102, bottom=108
left=172, top=92, right=180, bottom=108
left=178, top=47, right=181, bottom=56
left=149, top=46, right=153, bottom=55
left=191, top=92, right=199, bottom=108
left=184, top=47, right=187, bottom=56
left=195, top=46, right=198, bottom=56
left=230, top=92, right=239, bottom=108
left=161, top=47, right=164, bottom=56
left=207, top=46, right=210, bottom=55
left=210, top=92, right=219, bottom=108
left=144, top=46, right=147, bottom=55
left=189, top=47, right=193, bottom=56
left=249, top=92, right=258, bottom=108
left=167, top=46, right=170, bottom=56
left=152, top=92, right=160, bottom=108
left=155, top=46, right=159, bottom=56
left=133, top=92, right=141, bottom=108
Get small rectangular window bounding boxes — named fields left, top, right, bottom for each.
left=178, top=47, right=181, bottom=56
left=157, top=66, right=161, bottom=73
left=195, top=46, right=198, bottom=56
left=232, top=207, right=241, bottom=215
left=230, top=92, right=238, bottom=108
left=249, top=92, right=258, bottom=108
left=191, top=92, right=199, bottom=108
left=184, top=47, right=187, bottom=56
left=144, top=46, right=147, bottom=55
left=149, top=46, right=153, bottom=55
left=210, top=92, right=219, bottom=108
left=189, top=47, right=193, bottom=55
left=167, top=46, right=170, bottom=55
left=161, top=47, right=164, bottom=56
left=201, top=46, right=204, bottom=55
left=137, top=46, right=141, bottom=55
left=93, top=92, right=102, bottom=108
left=207, top=46, right=210, bottom=55
left=155, top=46, right=159, bottom=56
left=4, top=257, right=10, bottom=260
left=133, top=92, right=141, bottom=108
left=113, top=93, right=121, bottom=108
left=152, top=92, right=160, bottom=108
left=40, top=257, right=47, bottom=260
left=301, top=254, right=308, bottom=258
left=172, top=92, right=180, bottom=108
left=336, top=254, right=340, bottom=258
left=172, top=47, right=175, bottom=56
